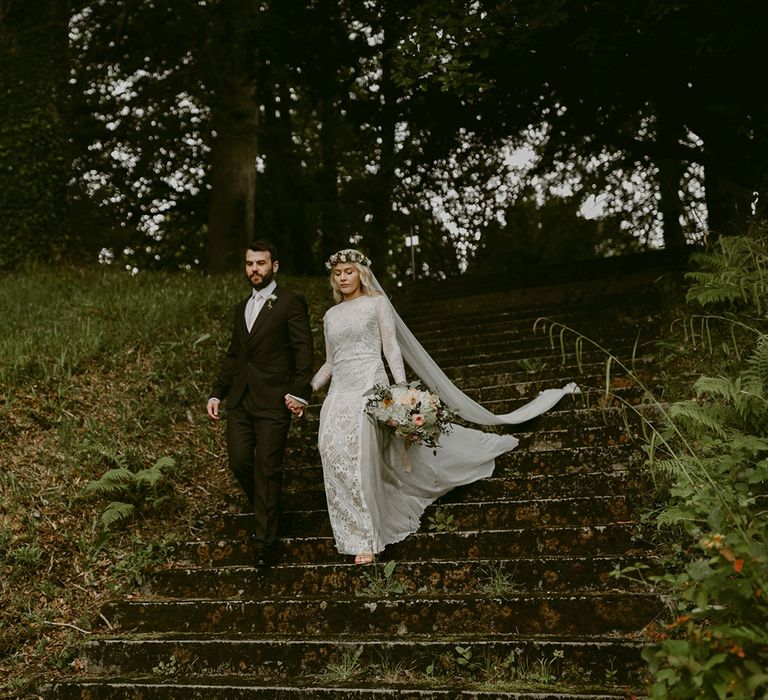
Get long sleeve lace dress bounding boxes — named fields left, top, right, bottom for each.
left=311, top=294, right=519, bottom=555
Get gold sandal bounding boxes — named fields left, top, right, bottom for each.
left=354, top=552, right=374, bottom=566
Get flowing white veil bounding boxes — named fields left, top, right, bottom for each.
left=368, top=272, right=580, bottom=425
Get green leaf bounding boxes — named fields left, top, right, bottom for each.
left=135, top=467, right=163, bottom=489
left=686, top=558, right=713, bottom=581
left=153, top=456, right=176, bottom=471
left=100, top=501, right=135, bottom=528
left=383, top=560, right=396, bottom=579
left=85, top=468, right=135, bottom=496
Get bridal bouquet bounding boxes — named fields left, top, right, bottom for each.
left=364, top=381, right=455, bottom=450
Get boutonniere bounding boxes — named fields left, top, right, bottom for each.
left=266, top=293, right=278, bottom=310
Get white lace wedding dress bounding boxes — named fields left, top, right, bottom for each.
left=311, top=294, right=523, bottom=555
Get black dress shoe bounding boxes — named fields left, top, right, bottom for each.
left=253, top=547, right=277, bottom=568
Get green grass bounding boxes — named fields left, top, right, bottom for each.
left=0, top=265, right=333, bottom=696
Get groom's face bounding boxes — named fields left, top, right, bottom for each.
left=245, top=249, right=278, bottom=290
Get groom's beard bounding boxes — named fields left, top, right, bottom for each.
left=248, top=268, right=275, bottom=290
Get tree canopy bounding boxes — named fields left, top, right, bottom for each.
left=1, top=0, right=765, bottom=275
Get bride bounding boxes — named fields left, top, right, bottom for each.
left=299, top=249, right=578, bottom=565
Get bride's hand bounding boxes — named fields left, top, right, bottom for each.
left=284, top=395, right=305, bottom=417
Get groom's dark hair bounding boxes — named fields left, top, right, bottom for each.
left=246, top=239, right=279, bottom=262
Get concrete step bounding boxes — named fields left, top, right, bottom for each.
left=441, top=358, right=656, bottom=389
left=424, top=341, right=651, bottom=368
left=276, top=470, right=644, bottom=512
left=279, top=446, right=639, bottom=495
left=285, top=424, right=642, bottom=468
left=44, top=678, right=631, bottom=699
left=74, top=633, right=647, bottom=686
left=213, top=495, right=635, bottom=540
left=144, top=554, right=656, bottom=599
left=293, top=405, right=658, bottom=437
left=100, top=592, right=664, bottom=637
left=403, top=302, right=661, bottom=333
left=178, top=523, right=651, bottom=567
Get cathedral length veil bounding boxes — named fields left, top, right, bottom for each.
left=358, top=272, right=580, bottom=552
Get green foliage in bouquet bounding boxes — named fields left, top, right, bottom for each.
left=642, top=233, right=768, bottom=699
left=364, top=381, right=455, bottom=450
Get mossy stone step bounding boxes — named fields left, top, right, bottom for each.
left=280, top=446, right=639, bottom=494
left=143, top=554, right=657, bottom=599
left=213, top=495, right=635, bottom=539
left=75, top=633, right=647, bottom=686
left=277, top=471, right=644, bottom=511
left=102, top=592, right=663, bottom=636
left=404, top=302, right=661, bottom=331
left=179, top=524, right=651, bottom=567
left=285, top=425, right=641, bottom=467
left=442, top=358, right=656, bottom=387
left=44, top=678, right=632, bottom=699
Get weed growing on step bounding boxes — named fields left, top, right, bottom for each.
left=425, top=645, right=573, bottom=690
left=517, top=358, right=549, bottom=374
left=151, top=654, right=180, bottom=677
left=603, top=657, right=619, bottom=686
left=478, top=561, right=521, bottom=596
left=356, top=560, right=407, bottom=597
left=322, top=645, right=364, bottom=683
left=367, top=649, right=417, bottom=683
left=427, top=505, right=457, bottom=532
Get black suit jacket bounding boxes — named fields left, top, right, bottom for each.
left=211, top=285, right=314, bottom=410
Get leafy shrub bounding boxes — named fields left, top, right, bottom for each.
left=642, top=234, right=768, bottom=699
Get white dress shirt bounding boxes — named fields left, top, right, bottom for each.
left=245, top=280, right=278, bottom=332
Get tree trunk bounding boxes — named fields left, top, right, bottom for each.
left=204, top=0, right=259, bottom=275
left=366, top=21, right=398, bottom=272
left=654, top=105, right=687, bottom=248
left=316, top=96, right=345, bottom=265
left=0, top=0, right=72, bottom=269
left=703, top=163, right=754, bottom=237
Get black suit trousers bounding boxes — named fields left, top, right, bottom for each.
left=226, top=389, right=292, bottom=551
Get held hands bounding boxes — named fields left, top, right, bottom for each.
left=206, top=398, right=221, bottom=421
left=284, top=395, right=305, bottom=417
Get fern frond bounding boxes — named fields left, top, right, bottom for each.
left=85, top=468, right=136, bottom=496
left=693, top=376, right=738, bottom=403
left=153, top=456, right=176, bottom=472
left=749, top=335, right=768, bottom=395
left=96, top=446, right=129, bottom=469
left=669, top=402, right=729, bottom=438
left=135, top=466, right=164, bottom=490
left=729, top=434, right=768, bottom=457
left=100, top=501, right=135, bottom=528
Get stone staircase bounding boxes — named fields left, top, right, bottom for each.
left=44, top=263, right=677, bottom=698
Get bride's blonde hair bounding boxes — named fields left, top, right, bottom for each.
left=326, top=249, right=381, bottom=304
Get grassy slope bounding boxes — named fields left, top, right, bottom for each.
left=0, top=267, right=333, bottom=696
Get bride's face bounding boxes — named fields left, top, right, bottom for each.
left=333, top=264, right=363, bottom=299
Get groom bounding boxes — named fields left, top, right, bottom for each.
left=207, top=240, right=313, bottom=566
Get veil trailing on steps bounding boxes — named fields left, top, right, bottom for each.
left=358, top=272, right=580, bottom=553
left=368, top=272, right=580, bottom=425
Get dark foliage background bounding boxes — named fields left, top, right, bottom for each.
left=1, top=1, right=766, bottom=276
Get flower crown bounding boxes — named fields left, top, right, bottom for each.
left=325, top=249, right=372, bottom=270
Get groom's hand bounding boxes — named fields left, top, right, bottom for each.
left=284, top=395, right=304, bottom=417
left=207, top=398, right=221, bottom=421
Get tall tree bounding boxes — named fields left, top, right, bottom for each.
left=203, top=0, right=261, bottom=274
left=0, top=0, right=72, bottom=269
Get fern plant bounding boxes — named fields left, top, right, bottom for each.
left=85, top=455, right=176, bottom=528
left=640, top=233, right=768, bottom=699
